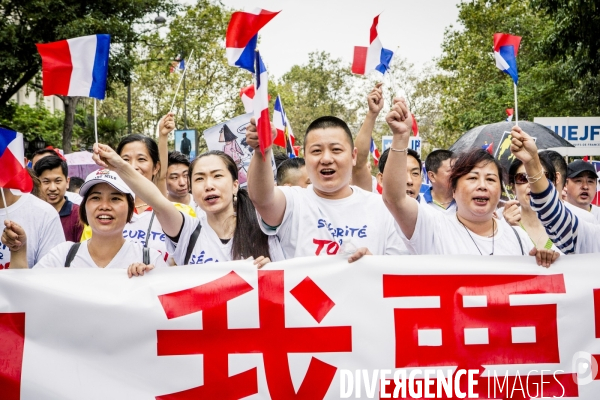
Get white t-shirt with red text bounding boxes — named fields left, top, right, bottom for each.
left=257, top=185, right=409, bottom=259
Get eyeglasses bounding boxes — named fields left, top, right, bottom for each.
left=514, top=171, right=549, bottom=185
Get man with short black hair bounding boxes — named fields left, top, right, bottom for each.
left=166, top=151, right=193, bottom=206
left=376, top=148, right=423, bottom=201
left=34, top=155, right=83, bottom=242
left=276, top=158, right=310, bottom=188
left=68, top=177, right=84, bottom=194
left=422, top=149, right=455, bottom=213
left=564, top=159, right=600, bottom=222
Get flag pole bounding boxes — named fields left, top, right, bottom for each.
left=94, top=98, right=98, bottom=144
left=513, top=83, right=519, bottom=127
left=1, top=188, right=9, bottom=221
left=170, top=49, right=194, bottom=114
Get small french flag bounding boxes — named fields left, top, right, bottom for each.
left=36, top=34, right=110, bottom=100
left=370, top=138, right=380, bottom=166
left=506, top=108, right=514, bottom=121
left=411, top=114, right=419, bottom=137
left=352, top=15, right=394, bottom=75
left=0, top=127, right=33, bottom=193
left=225, top=9, right=279, bottom=73
left=240, top=84, right=255, bottom=113
left=273, top=96, right=296, bottom=157
left=254, top=51, right=271, bottom=157
left=493, top=33, right=521, bottom=85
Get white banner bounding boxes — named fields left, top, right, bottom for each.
left=1, top=254, right=600, bottom=399
left=534, top=117, right=600, bottom=147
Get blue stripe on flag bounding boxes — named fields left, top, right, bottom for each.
left=236, top=34, right=258, bottom=73
left=375, top=47, right=394, bottom=75
left=255, top=51, right=267, bottom=89
left=90, top=34, right=111, bottom=99
left=499, top=45, right=518, bottom=84
left=0, top=127, right=17, bottom=157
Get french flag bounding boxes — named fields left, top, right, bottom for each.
left=36, top=34, right=110, bottom=99
left=273, top=96, right=296, bottom=157
left=0, top=127, right=33, bottom=193
left=411, top=114, right=419, bottom=137
left=254, top=51, right=271, bottom=157
left=225, top=9, right=279, bottom=73
left=506, top=108, right=514, bottom=121
left=352, top=15, right=394, bottom=75
left=240, top=84, right=255, bottom=113
left=482, top=142, right=494, bottom=155
left=370, top=138, right=380, bottom=166
left=493, top=33, right=521, bottom=85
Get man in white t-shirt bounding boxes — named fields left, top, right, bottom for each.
left=245, top=116, right=408, bottom=260
left=1, top=188, right=65, bottom=269
left=564, top=160, right=600, bottom=223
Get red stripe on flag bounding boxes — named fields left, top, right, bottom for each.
left=0, top=149, right=32, bottom=192
left=36, top=40, right=73, bottom=97
left=225, top=10, right=279, bottom=48
left=257, top=108, right=272, bottom=157
left=0, top=313, right=25, bottom=400
left=273, top=129, right=286, bottom=148
left=369, top=15, right=380, bottom=44
left=352, top=46, right=368, bottom=75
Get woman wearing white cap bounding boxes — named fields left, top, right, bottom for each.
left=2, top=169, right=168, bottom=272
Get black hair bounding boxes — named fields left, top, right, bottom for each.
left=539, top=150, right=567, bottom=188
left=304, top=116, right=354, bottom=150
left=26, top=168, right=42, bottom=199
left=425, top=149, right=454, bottom=173
left=33, top=154, right=68, bottom=179
left=509, top=156, right=557, bottom=187
left=378, top=148, right=421, bottom=174
left=189, top=150, right=271, bottom=260
left=68, top=177, right=84, bottom=192
left=449, top=149, right=504, bottom=191
left=79, top=185, right=135, bottom=226
left=274, top=152, right=290, bottom=169
left=31, top=148, right=58, bottom=161
left=277, top=158, right=306, bottom=184
left=168, top=151, right=190, bottom=168
left=116, top=134, right=160, bottom=180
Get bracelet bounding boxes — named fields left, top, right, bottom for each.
left=526, top=169, right=544, bottom=184
left=389, top=147, right=408, bottom=153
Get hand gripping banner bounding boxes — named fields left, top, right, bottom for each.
left=1, top=254, right=600, bottom=399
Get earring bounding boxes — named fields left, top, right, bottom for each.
left=233, top=194, right=238, bottom=216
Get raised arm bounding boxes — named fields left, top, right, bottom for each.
left=353, top=83, right=384, bottom=191
left=381, top=98, right=419, bottom=238
left=245, top=118, right=287, bottom=227
left=92, top=143, right=183, bottom=237
left=156, top=113, right=175, bottom=197
left=1, top=221, right=28, bottom=269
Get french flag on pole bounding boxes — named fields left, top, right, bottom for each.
left=0, top=127, right=33, bottom=193
left=493, top=33, right=521, bottom=85
left=352, top=15, right=394, bottom=75
left=254, top=51, right=271, bottom=157
left=240, top=84, right=255, bottom=113
left=36, top=34, right=110, bottom=99
left=506, top=108, right=514, bottom=121
left=370, top=138, right=380, bottom=166
left=225, top=9, right=279, bottom=73
left=273, top=95, right=296, bottom=157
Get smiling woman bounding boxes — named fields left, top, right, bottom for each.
left=1, top=170, right=169, bottom=270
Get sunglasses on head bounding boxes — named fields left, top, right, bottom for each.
left=514, top=171, right=549, bottom=185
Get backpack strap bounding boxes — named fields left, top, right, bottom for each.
left=142, top=211, right=156, bottom=265
left=510, top=226, right=525, bottom=255
left=65, top=243, right=81, bottom=268
left=184, top=222, right=202, bottom=265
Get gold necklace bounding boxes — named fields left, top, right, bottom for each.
left=135, top=203, right=148, bottom=208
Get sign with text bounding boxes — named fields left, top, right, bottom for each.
left=534, top=117, right=600, bottom=147
left=382, top=136, right=421, bottom=158
left=1, top=255, right=600, bottom=399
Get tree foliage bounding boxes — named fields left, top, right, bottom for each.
left=0, top=102, right=65, bottom=147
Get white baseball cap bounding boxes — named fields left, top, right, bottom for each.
left=79, top=169, right=134, bottom=198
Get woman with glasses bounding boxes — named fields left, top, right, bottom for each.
left=506, top=156, right=561, bottom=252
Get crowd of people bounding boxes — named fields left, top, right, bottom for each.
left=2, top=85, right=599, bottom=273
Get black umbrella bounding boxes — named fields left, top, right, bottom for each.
left=449, top=121, right=574, bottom=172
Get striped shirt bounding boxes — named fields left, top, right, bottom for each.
left=530, top=182, right=600, bottom=254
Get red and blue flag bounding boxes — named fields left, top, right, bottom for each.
left=0, top=127, right=33, bottom=193
left=493, top=33, right=521, bottom=85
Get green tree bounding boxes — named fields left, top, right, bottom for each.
left=0, top=102, right=65, bottom=147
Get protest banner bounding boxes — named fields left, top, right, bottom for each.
left=534, top=117, right=600, bottom=148
left=1, top=254, right=599, bottom=399
left=203, top=113, right=276, bottom=187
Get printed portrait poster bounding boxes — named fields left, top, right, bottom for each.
left=203, top=113, right=276, bottom=188
left=174, top=129, right=196, bottom=160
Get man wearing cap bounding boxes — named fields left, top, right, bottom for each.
left=564, top=159, right=600, bottom=223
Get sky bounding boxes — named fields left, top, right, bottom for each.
left=219, top=0, right=462, bottom=78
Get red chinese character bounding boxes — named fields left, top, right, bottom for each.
left=0, top=312, right=26, bottom=400
left=156, top=270, right=351, bottom=399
